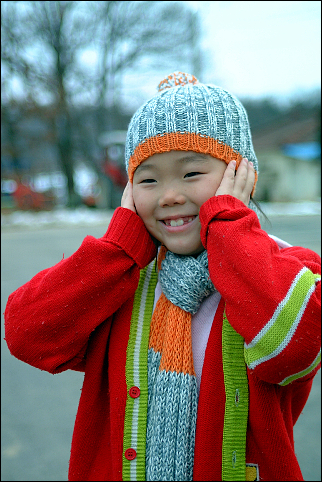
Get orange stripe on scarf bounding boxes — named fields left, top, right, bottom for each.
left=149, top=247, right=196, bottom=377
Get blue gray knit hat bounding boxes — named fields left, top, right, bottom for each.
left=125, top=71, right=258, bottom=193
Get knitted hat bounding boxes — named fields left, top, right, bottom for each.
left=125, top=71, right=258, bottom=193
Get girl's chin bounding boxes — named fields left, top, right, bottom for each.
left=161, top=243, right=204, bottom=256
left=149, top=228, right=204, bottom=256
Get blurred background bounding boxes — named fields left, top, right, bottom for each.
left=1, top=1, right=321, bottom=481
left=1, top=0, right=321, bottom=211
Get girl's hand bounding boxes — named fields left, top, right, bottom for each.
left=215, top=158, right=255, bottom=206
left=121, top=181, right=137, bottom=213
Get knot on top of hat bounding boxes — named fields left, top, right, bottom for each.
left=157, top=71, right=199, bottom=93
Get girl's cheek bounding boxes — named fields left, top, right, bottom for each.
left=135, top=202, right=148, bottom=219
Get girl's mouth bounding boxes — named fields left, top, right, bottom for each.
left=162, top=216, right=196, bottom=227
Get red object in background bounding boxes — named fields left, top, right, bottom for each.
left=103, top=159, right=128, bottom=188
left=83, top=195, right=96, bottom=208
left=12, top=183, right=54, bottom=211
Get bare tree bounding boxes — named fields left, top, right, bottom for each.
left=89, top=1, right=202, bottom=111
left=1, top=1, right=202, bottom=207
left=2, top=1, right=94, bottom=205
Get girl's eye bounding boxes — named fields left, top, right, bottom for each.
left=184, top=172, right=201, bottom=178
left=140, top=178, right=156, bottom=184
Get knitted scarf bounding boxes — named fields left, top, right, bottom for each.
left=145, top=246, right=217, bottom=481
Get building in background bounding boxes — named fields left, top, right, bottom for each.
left=252, top=114, right=321, bottom=202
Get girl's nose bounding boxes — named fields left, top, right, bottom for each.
left=158, top=186, right=186, bottom=207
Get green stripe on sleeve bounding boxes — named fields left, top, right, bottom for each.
left=245, top=269, right=318, bottom=369
left=279, top=349, right=321, bottom=386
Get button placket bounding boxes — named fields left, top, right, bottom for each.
left=232, top=389, right=240, bottom=467
left=124, top=387, right=140, bottom=463
left=222, top=310, right=249, bottom=480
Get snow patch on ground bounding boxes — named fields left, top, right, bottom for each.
left=260, top=201, right=321, bottom=217
left=1, top=207, right=115, bottom=229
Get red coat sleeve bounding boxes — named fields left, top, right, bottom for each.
left=4, top=207, right=157, bottom=375
left=200, top=195, right=321, bottom=385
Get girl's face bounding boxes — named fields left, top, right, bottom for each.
left=132, top=150, right=227, bottom=256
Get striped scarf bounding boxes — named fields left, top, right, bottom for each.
left=145, top=247, right=216, bottom=481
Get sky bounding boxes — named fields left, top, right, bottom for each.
left=2, top=1, right=321, bottom=109
left=121, top=0, right=321, bottom=109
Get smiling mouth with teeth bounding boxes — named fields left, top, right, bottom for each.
left=162, top=216, right=196, bottom=227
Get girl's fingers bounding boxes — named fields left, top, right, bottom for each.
left=235, top=159, right=255, bottom=205
left=234, top=158, right=249, bottom=189
left=244, top=161, right=256, bottom=196
left=215, top=158, right=255, bottom=206
left=215, top=161, right=236, bottom=197
left=121, top=182, right=136, bottom=212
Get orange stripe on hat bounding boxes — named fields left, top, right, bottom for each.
left=128, top=132, right=258, bottom=195
left=128, top=132, right=243, bottom=180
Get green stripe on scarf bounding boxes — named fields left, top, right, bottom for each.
left=123, top=261, right=158, bottom=481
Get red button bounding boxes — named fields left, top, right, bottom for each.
left=129, top=386, right=140, bottom=398
left=125, top=448, right=137, bottom=460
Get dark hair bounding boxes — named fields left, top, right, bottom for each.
left=249, top=196, right=271, bottom=227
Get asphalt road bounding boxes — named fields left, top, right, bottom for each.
left=1, top=214, right=321, bottom=481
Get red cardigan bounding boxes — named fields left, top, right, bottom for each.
left=5, top=195, right=321, bottom=481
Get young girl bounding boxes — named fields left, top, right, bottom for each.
left=5, top=72, right=321, bottom=482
